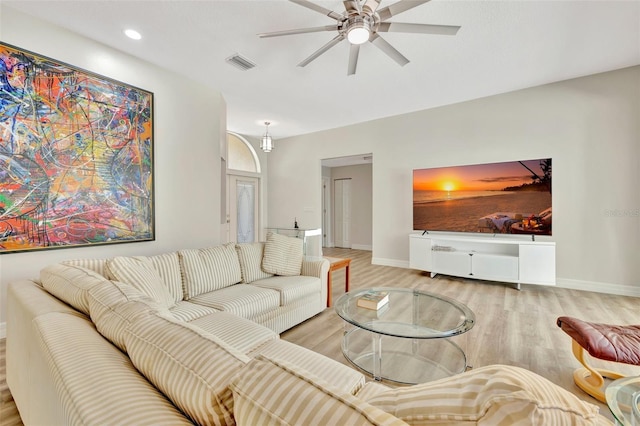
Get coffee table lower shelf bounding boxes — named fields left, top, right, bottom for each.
left=342, top=326, right=467, bottom=385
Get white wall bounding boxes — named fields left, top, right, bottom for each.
left=268, top=66, right=640, bottom=295
left=0, top=7, right=226, bottom=330
left=331, top=164, right=373, bottom=250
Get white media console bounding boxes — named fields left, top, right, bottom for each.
left=409, top=233, right=556, bottom=289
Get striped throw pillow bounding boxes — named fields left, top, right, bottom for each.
left=87, top=279, right=170, bottom=352
left=366, top=364, right=605, bottom=425
left=179, top=243, right=242, bottom=298
left=124, top=312, right=250, bottom=426
left=106, top=256, right=176, bottom=309
left=235, top=242, right=273, bottom=283
left=229, top=356, right=407, bottom=426
left=147, top=252, right=184, bottom=303
left=40, top=263, right=110, bottom=315
left=261, top=232, right=303, bottom=276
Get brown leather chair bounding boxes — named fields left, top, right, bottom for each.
left=557, top=316, right=640, bottom=402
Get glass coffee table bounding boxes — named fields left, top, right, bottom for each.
left=334, top=287, right=475, bottom=384
left=606, top=376, right=640, bottom=425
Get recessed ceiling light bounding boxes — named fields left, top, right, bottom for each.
left=124, top=29, right=142, bottom=40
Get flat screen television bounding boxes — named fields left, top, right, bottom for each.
left=413, top=158, right=552, bottom=236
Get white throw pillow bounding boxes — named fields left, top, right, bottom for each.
left=261, top=232, right=303, bottom=276
left=106, top=256, right=176, bottom=309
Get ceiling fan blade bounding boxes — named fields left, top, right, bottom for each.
left=362, top=0, right=381, bottom=15
left=370, top=33, right=409, bottom=66
left=377, top=0, right=431, bottom=21
left=343, top=0, right=360, bottom=14
left=377, top=22, right=460, bottom=36
left=258, top=25, right=339, bottom=38
left=290, top=0, right=342, bottom=20
left=348, top=44, right=360, bottom=75
left=298, top=34, right=345, bottom=67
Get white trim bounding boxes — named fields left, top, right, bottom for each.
left=555, top=278, right=640, bottom=297
left=352, top=244, right=372, bottom=251
left=0, top=322, right=6, bottom=339
left=372, top=257, right=410, bottom=268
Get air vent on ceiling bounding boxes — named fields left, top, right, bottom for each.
left=226, top=54, right=256, bottom=71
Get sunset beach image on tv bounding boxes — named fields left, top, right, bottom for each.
left=413, top=158, right=552, bottom=235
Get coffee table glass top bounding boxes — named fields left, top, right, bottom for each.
left=334, top=287, right=475, bottom=339
left=606, top=376, right=640, bottom=425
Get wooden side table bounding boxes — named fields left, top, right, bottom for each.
left=324, top=257, right=351, bottom=307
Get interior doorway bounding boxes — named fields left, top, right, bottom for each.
left=321, top=154, right=372, bottom=250
left=228, top=175, right=260, bottom=243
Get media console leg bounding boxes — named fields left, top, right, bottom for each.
left=430, top=272, right=437, bottom=278
left=516, top=283, right=521, bottom=291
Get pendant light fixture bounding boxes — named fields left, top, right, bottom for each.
left=261, top=121, right=273, bottom=152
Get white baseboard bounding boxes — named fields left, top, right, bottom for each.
left=0, top=322, right=6, bottom=339
left=555, top=277, right=640, bottom=297
left=371, top=257, right=410, bottom=268
left=352, top=244, right=372, bottom=251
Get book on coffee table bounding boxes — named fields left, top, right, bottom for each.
left=357, top=291, right=389, bottom=310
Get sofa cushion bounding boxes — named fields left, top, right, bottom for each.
left=124, top=312, right=250, bottom=426
left=87, top=280, right=169, bottom=352
left=262, top=232, right=303, bottom=276
left=235, top=242, right=273, bottom=283
left=189, top=284, right=280, bottom=319
left=147, top=252, right=184, bottom=303
left=179, top=243, right=242, bottom=298
left=40, top=263, right=110, bottom=315
left=229, top=356, right=407, bottom=426
left=105, top=256, right=176, bottom=309
left=247, top=339, right=365, bottom=395
left=189, top=312, right=278, bottom=353
left=169, top=300, right=220, bottom=322
left=250, top=275, right=321, bottom=305
left=365, top=364, right=605, bottom=425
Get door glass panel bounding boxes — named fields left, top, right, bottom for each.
left=236, top=180, right=255, bottom=243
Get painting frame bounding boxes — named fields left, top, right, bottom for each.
left=0, top=41, right=155, bottom=254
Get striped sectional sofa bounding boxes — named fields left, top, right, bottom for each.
left=7, top=239, right=613, bottom=425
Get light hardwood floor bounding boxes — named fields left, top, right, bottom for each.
left=1, top=248, right=638, bottom=424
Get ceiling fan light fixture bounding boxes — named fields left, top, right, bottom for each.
left=261, top=122, right=274, bottom=152
left=346, top=17, right=371, bottom=45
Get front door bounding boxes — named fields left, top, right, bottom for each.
left=229, top=175, right=259, bottom=243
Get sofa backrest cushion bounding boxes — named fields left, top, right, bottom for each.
left=230, top=356, right=407, bottom=426
left=179, top=243, right=242, bottom=298
left=40, top=263, right=110, bottom=316
left=61, top=258, right=108, bottom=277
left=124, top=312, right=250, bottom=426
left=261, top=232, right=303, bottom=277
left=365, top=364, right=604, bottom=425
left=147, top=252, right=184, bottom=303
left=87, top=280, right=169, bottom=352
left=235, top=242, right=274, bottom=283
left=106, top=256, right=176, bottom=309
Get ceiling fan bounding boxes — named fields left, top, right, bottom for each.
left=258, top=0, right=461, bottom=75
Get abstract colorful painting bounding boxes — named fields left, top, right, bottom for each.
left=0, top=42, right=154, bottom=253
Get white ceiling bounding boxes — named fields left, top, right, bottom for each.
left=5, top=1, right=640, bottom=140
